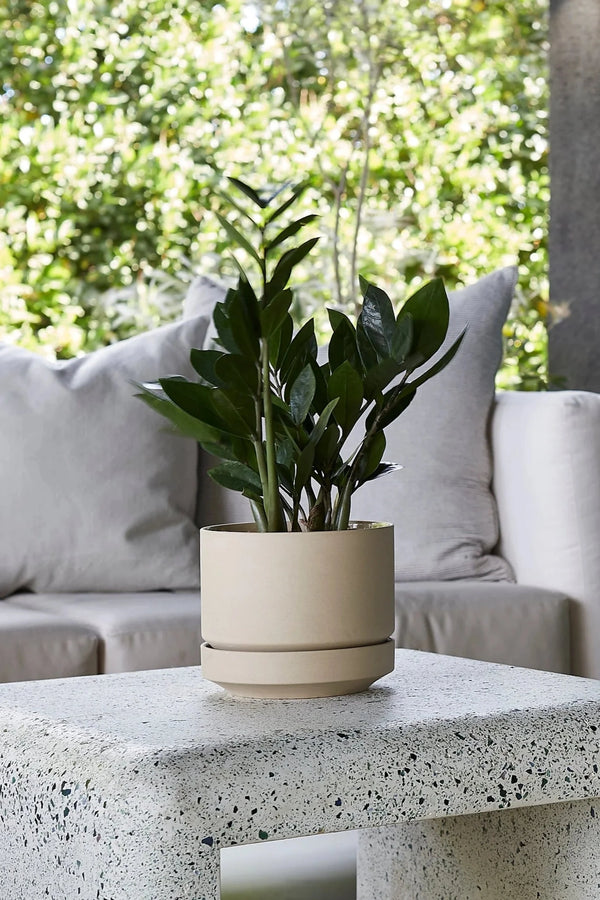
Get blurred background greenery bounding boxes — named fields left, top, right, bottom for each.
left=0, top=0, right=548, bottom=388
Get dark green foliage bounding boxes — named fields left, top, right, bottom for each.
left=136, top=180, right=463, bottom=531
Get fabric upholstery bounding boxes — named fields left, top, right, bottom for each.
left=492, top=390, right=600, bottom=678
left=394, top=581, right=570, bottom=674
left=0, top=318, right=210, bottom=597
left=183, top=274, right=229, bottom=321
left=0, top=603, right=98, bottom=682
left=7, top=591, right=202, bottom=674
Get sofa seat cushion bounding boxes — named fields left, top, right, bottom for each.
left=395, top=581, right=570, bottom=674
left=7, top=592, right=201, bottom=675
left=0, top=603, right=98, bottom=682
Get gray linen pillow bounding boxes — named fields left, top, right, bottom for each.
left=0, top=316, right=211, bottom=597
left=351, top=267, right=517, bottom=581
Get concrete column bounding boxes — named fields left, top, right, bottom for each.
left=548, top=0, right=600, bottom=390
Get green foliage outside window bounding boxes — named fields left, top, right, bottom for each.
left=0, top=0, right=549, bottom=388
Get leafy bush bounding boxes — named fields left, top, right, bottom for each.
left=0, top=0, right=548, bottom=387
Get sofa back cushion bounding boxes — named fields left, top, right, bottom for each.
left=0, top=316, right=210, bottom=597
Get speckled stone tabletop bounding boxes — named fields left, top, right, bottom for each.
left=2, top=650, right=600, bottom=899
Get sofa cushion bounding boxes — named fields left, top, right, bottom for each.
left=0, top=317, right=211, bottom=597
left=394, top=581, right=570, bottom=674
left=7, top=591, right=201, bottom=674
left=352, top=267, right=517, bottom=582
left=492, top=390, right=600, bottom=679
left=0, top=603, right=98, bottom=682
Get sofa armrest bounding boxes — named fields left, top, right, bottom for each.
left=491, top=390, right=600, bottom=677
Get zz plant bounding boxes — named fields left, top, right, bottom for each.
left=137, top=179, right=465, bottom=532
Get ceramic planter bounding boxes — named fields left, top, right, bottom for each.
left=200, top=521, right=395, bottom=698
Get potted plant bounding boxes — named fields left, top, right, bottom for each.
left=137, top=179, right=464, bottom=698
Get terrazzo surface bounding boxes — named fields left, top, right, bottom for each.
left=3, top=650, right=600, bottom=898
left=358, top=800, right=600, bottom=899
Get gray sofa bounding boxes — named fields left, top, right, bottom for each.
left=9, top=387, right=600, bottom=684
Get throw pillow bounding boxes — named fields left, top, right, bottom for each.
left=0, top=316, right=211, bottom=597
left=351, top=266, right=517, bottom=581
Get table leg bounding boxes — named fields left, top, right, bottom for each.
left=357, top=798, right=600, bottom=900
left=105, top=846, right=222, bottom=900
left=189, top=852, right=222, bottom=900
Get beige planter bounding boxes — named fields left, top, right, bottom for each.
left=200, top=521, right=395, bottom=698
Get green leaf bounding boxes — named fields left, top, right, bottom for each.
left=276, top=437, right=296, bottom=469
left=308, top=397, right=339, bottom=447
left=214, top=188, right=258, bottom=226
left=280, top=319, right=316, bottom=385
left=275, top=313, right=294, bottom=370
left=211, top=388, right=255, bottom=436
left=328, top=310, right=361, bottom=373
left=290, top=363, right=316, bottom=425
left=354, top=431, right=387, bottom=487
left=314, top=422, right=341, bottom=472
left=276, top=460, right=294, bottom=495
left=215, top=211, right=262, bottom=265
left=213, top=303, right=239, bottom=354
left=391, top=313, right=414, bottom=365
left=214, top=353, right=259, bottom=396
left=235, top=273, right=260, bottom=325
left=228, top=291, right=260, bottom=360
left=406, top=328, right=466, bottom=390
left=295, top=441, right=315, bottom=493
left=327, top=360, right=364, bottom=435
left=359, top=275, right=396, bottom=359
left=200, top=440, right=240, bottom=462
left=309, top=357, right=329, bottom=414
left=159, top=377, right=223, bottom=427
left=135, top=384, right=224, bottom=445
left=370, top=385, right=417, bottom=430
left=400, top=278, right=450, bottom=366
left=190, top=349, right=225, bottom=387
left=208, top=461, right=263, bottom=495
left=260, top=289, right=293, bottom=338
left=268, top=236, right=319, bottom=297
left=266, top=214, right=319, bottom=251
left=265, top=180, right=310, bottom=223
left=361, top=461, right=403, bottom=485
left=356, top=313, right=379, bottom=370
left=363, top=358, right=403, bottom=400
left=227, top=176, right=269, bottom=209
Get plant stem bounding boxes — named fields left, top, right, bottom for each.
left=253, top=431, right=269, bottom=501
left=249, top=498, right=268, bottom=532
left=335, top=482, right=353, bottom=531
left=261, top=337, right=285, bottom=531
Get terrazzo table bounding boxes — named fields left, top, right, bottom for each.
left=2, top=650, right=600, bottom=899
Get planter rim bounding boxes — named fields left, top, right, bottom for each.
left=202, top=520, right=392, bottom=534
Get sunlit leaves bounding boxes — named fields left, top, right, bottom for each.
left=0, top=0, right=548, bottom=388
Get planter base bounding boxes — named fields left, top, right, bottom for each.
left=200, top=640, right=395, bottom=699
